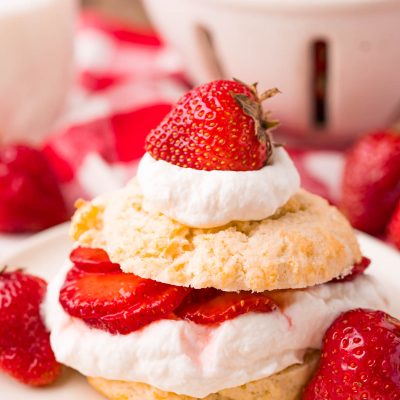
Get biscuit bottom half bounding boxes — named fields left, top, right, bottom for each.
left=87, top=350, right=319, bottom=400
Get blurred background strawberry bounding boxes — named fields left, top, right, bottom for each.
left=0, top=145, right=68, bottom=233
left=340, top=127, right=400, bottom=248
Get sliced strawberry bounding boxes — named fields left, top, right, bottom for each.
left=59, top=268, right=157, bottom=319
left=176, top=291, right=277, bottom=325
left=85, top=284, right=191, bottom=334
left=0, top=270, right=61, bottom=386
left=70, top=247, right=121, bottom=273
left=332, top=256, right=371, bottom=283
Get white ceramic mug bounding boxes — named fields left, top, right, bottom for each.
left=0, top=0, right=76, bottom=144
left=144, top=0, right=400, bottom=146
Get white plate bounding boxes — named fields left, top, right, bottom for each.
left=0, top=223, right=399, bottom=399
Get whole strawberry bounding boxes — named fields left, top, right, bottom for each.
left=0, top=269, right=61, bottom=386
left=388, top=201, right=400, bottom=250
left=303, top=308, right=400, bottom=399
left=0, top=144, right=68, bottom=233
left=145, top=79, right=279, bottom=171
left=341, top=129, right=400, bottom=234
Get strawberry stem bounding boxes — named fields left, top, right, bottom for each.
left=0, top=266, right=7, bottom=275
left=231, top=79, right=281, bottom=165
left=259, top=88, right=281, bottom=102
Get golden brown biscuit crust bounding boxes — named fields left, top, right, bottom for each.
left=71, top=180, right=361, bottom=291
left=87, top=351, right=319, bottom=400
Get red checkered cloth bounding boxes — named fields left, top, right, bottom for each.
left=43, top=12, right=344, bottom=211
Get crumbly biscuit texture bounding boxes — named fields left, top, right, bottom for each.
left=71, top=180, right=361, bottom=291
left=87, top=351, right=319, bottom=400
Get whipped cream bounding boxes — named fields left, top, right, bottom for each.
left=137, top=148, right=300, bottom=228
left=44, top=265, right=388, bottom=398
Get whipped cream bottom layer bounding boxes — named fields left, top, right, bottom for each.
left=44, top=266, right=388, bottom=398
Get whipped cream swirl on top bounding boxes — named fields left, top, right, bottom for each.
left=137, top=148, right=300, bottom=228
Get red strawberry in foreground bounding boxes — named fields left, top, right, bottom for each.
left=388, top=201, right=400, bottom=250
left=0, top=270, right=61, bottom=386
left=176, top=290, right=277, bottom=324
left=303, top=308, right=400, bottom=399
left=145, top=79, right=280, bottom=171
left=0, top=144, right=68, bottom=233
left=341, top=129, right=400, bottom=234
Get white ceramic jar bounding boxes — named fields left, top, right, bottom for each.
left=144, top=0, right=400, bottom=146
left=0, top=0, right=76, bottom=144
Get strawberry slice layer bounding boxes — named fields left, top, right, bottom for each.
left=59, top=268, right=158, bottom=319
left=84, top=285, right=191, bottom=335
left=70, top=247, right=121, bottom=273
left=61, top=248, right=280, bottom=334
left=176, top=291, right=278, bottom=325
left=61, top=248, right=373, bottom=334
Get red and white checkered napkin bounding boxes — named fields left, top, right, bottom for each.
left=43, top=12, right=344, bottom=210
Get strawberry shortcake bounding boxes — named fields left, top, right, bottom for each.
left=44, top=80, right=391, bottom=399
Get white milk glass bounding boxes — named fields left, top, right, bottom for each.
left=0, top=0, right=76, bottom=143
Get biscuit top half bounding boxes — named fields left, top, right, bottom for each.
left=70, top=179, right=361, bottom=292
